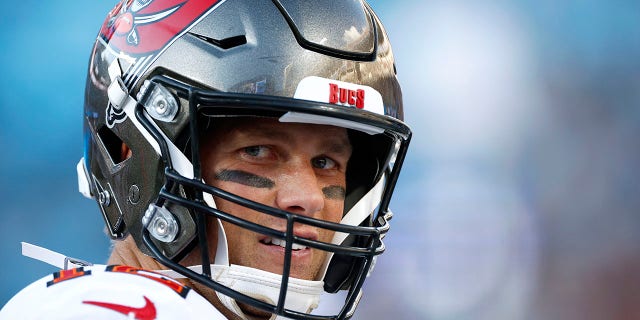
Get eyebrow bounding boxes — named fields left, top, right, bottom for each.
left=215, top=169, right=275, bottom=189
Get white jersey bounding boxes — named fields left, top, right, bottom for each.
left=0, top=264, right=226, bottom=320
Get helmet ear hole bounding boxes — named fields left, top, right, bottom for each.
left=323, top=234, right=367, bottom=293
left=97, top=126, right=129, bottom=165
left=344, top=130, right=393, bottom=214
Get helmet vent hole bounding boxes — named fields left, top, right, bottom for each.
left=97, top=126, right=129, bottom=165
left=188, top=32, right=247, bottom=50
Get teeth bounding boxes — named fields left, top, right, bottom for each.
left=271, top=238, right=286, bottom=247
left=263, top=237, right=307, bottom=251
left=291, top=243, right=307, bottom=250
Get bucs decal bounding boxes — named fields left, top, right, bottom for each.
left=294, top=76, right=385, bottom=115
left=329, top=83, right=365, bottom=109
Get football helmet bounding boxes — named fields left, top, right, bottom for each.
left=78, top=0, right=411, bottom=319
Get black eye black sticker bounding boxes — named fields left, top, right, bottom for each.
left=215, top=169, right=275, bottom=189
left=322, top=186, right=346, bottom=200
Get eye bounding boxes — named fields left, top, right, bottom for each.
left=242, top=145, right=270, bottom=159
left=312, top=156, right=337, bottom=170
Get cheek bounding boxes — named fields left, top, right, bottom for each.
left=318, top=200, right=344, bottom=242
left=212, top=181, right=275, bottom=226
left=324, top=199, right=345, bottom=223
left=213, top=193, right=248, bottom=220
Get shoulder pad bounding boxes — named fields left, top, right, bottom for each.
left=0, top=265, right=225, bottom=320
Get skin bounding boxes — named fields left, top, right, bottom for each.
left=109, top=118, right=352, bottom=319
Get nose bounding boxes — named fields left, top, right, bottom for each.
left=275, top=162, right=324, bottom=217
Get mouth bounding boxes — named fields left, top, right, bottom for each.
left=259, top=230, right=318, bottom=253
left=256, top=233, right=321, bottom=278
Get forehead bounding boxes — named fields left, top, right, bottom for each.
left=203, top=117, right=351, bottom=150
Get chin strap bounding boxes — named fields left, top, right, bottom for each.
left=156, top=264, right=324, bottom=320
left=216, top=264, right=324, bottom=320
left=21, top=242, right=93, bottom=270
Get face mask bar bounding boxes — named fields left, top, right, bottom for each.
left=133, top=75, right=411, bottom=319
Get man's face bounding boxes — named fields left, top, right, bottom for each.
left=200, top=117, right=352, bottom=280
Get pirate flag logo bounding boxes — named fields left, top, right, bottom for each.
left=99, top=0, right=222, bottom=56
left=99, top=0, right=224, bottom=128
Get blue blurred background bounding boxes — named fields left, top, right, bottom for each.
left=2, top=1, right=639, bottom=319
